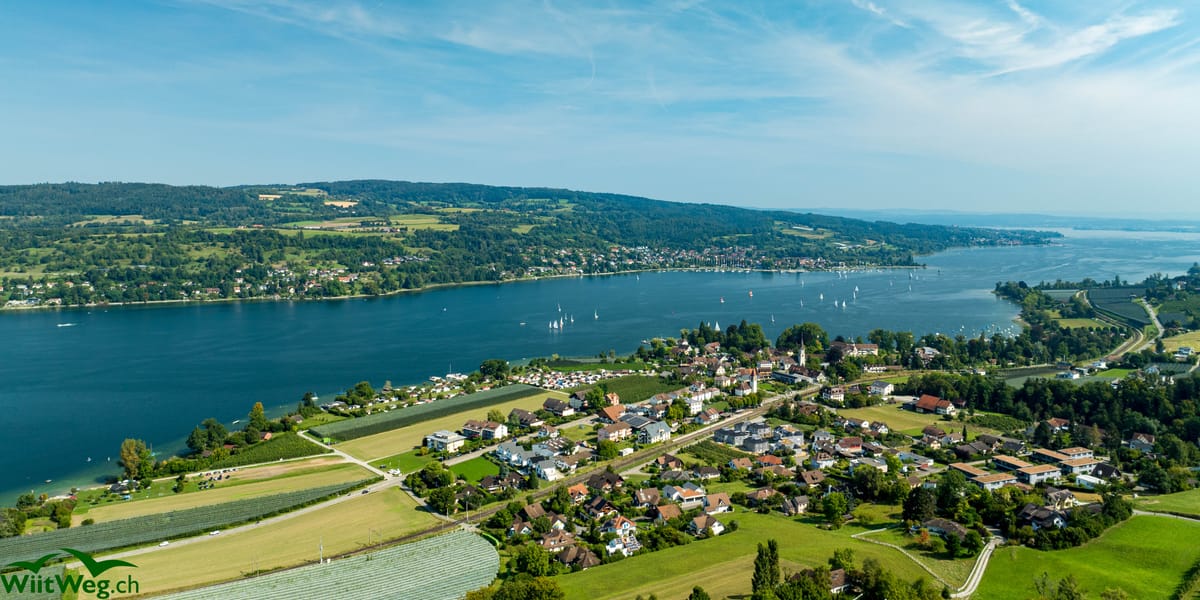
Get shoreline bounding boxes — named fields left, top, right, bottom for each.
left=0, top=263, right=930, bottom=315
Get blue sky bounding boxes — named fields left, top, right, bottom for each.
left=2, top=1, right=1197, bottom=216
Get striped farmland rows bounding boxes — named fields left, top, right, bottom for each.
left=0, top=480, right=373, bottom=564
left=311, top=384, right=543, bottom=442
left=1087, top=287, right=1151, bottom=326
left=159, top=529, right=498, bottom=600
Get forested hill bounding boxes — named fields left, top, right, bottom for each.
left=0, top=180, right=1058, bottom=307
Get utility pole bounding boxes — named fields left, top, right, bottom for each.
left=319, top=536, right=323, bottom=563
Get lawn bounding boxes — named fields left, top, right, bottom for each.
left=557, top=422, right=595, bottom=443
left=335, top=391, right=568, bottom=461
left=373, top=449, right=436, bottom=474
left=556, top=510, right=950, bottom=600
left=839, top=404, right=956, bottom=433
left=1162, top=330, right=1200, bottom=353
left=449, top=457, right=501, bottom=483
left=547, top=360, right=651, bottom=373
left=1093, top=368, right=1134, bottom=379
left=1135, top=488, right=1200, bottom=517
left=118, top=486, right=442, bottom=596
left=976, top=516, right=1200, bottom=600
left=1056, top=317, right=1111, bottom=329
left=73, top=460, right=369, bottom=524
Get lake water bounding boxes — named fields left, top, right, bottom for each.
left=2, top=229, right=1199, bottom=500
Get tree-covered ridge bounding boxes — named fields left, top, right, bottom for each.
left=0, top=180, right=1059, bottom=307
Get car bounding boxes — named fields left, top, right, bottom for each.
left=361, top=489, right=369, bottom=494
left=209, top=530, right=221, bottom=536
left=159, top=541, right=170, bottom=547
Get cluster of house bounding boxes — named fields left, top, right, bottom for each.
left=503, top=469, right=734, bottom=569
left=493, top=434, right=596, bottom=482
left=946, top=431, right=1120, bottom=492
left=593, top=401, right=683, bottom=447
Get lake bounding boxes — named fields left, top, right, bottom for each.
left=2, top=229, right=1199, bottom=500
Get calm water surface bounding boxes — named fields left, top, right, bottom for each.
left=1, top=229, right=1198, bottom=499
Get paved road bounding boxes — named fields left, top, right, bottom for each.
left=1134, top=299, right=1164, bottom=353
left=951, top=536, right=1004, bottom=598
left=299, top=431, right=388, bottom=478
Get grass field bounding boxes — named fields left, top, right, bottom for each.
left=449, top=457, right=501, bottom=483
left=1162, top=331, right=1200, bottom=353
left=1093, top=368, right=1134, bottom=379
left=556, top=510, right=956, bottom=599
left=373, top=449, right=437, bottom=474
left=118, top=486, right=442, bottom=596
left=838, top=404, right=955, bottom=433
left=73, top=460, right=369, bottom=524
left=1056, top=317, right=1111, bottom=329
left=547, top=360, right=652, bottom=373
left=977, top=516, right=1200, bottom=600
left=335, top=391, right=568, bottom=461
left=1135, top=488, right=1200, bottom=517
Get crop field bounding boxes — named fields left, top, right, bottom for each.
left=158, top=530, right=497, bottom=600
left=1087, top=287, right=1151, bottom=326
left=334, top=390, right=566, bottom=461
left=976, top=516, right=1200, bottom=600
left=545, top=359, right=651, bottom=372
left=601, top=375, right=678, bottom=403
left=1042, top=289, right=1080, bottom=301
left=557, top=510, right=955, bottom=600
left=1135, top=488, right=1200, bottom=517
left=74, top=461, right=370, bottom=524
left=1055, top=317, right=1111, bottom=329
left=311, top=384, right=545, bottom=442
left=119, top=486, right=443, bottom=595
left=0, top=480, right=371, bottom=563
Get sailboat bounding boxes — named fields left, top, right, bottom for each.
left=819, top=293, right=824, bottom=302
left=770, top=314, right=775, bottom=323
left=854, top=285, right=859, bottom=293
left=594, top=309, right=599, bottom=320
left=715, top=321, right=720, bottom=330
left=748, top=290, right=753, bottom=298
left=557, top=303, right=562, bottom=312
left=569, top=315, right=574, bottom=324
left=720, top=297, right=725, bottom=304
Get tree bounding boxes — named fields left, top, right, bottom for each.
left=480, top=359, right=510, bottom=380
left=903, top=486, right=937, bottom=523
left=751, top=540, right=781, bottom=592
left=428, top=487, right=457, bottom=515
left=487, top=408, right=506, bottom=424
left=201, top=418, right=227, bottom=449
left=186, top=426, right=207, bottom=453
left=515, top=543, right=553, bottom=577
left=597, top=440, right=619, bottom=460
left=944, top=531, right=962, bottom=557
left=249, top=401, right=269, bottom=431
left=688, top=586, right=711, bottom=600
left=963, top=530, right=984, bottom=555
left=823, top=492, right=849, bottom=529
left=118, top=438, right=152, bottom=480
left=777, top=323, right=828, bottom=353
left=830, top=547, right=855, bottom=572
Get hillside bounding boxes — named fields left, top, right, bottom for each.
left=0, top=180, right=1057, bottom=307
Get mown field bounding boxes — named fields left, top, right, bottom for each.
left=1135, top=488, right=1200, bottom=517
left=335, top=390, right=568, bottom=462
left=1162, top=331, right=1200, bottom=353
left=556, top=510, right=960, bottom=599
left=449, top=457, right=501, bottom=483
left=120, top=486, right=443, bottom=596
left=838, top=404, right=953, bottom=433
left=976, top=516, right=1200, bottom=600
left=74, top=460, right=369, bottom=524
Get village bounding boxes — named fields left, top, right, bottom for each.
left=391, top=333, right=1149, bottom=590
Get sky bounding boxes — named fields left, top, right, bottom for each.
left=1, top=1, right=1198, bottom=216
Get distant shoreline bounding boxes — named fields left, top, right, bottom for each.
left=0, top=264, right=928, bottom=315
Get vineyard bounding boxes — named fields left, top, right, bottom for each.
left=158, top=529, right=498, bottom=600
left=1087, top=287, right=1151, bottom=326
left=0, top=479, right=373, bottom=563
left=311, top=384, right=543, bottom=442
left=683, top=439, right=753, bottom=465
left=209, top=433, right=331, bottom=468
